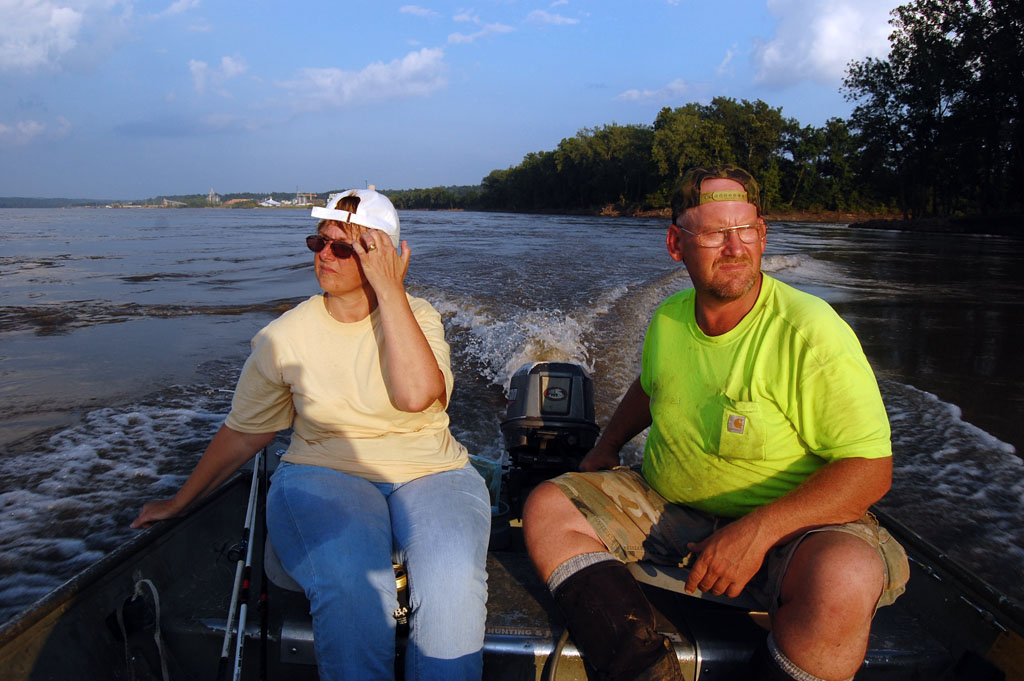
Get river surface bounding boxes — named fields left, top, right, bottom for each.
left=1, top=208, right=1021, bottom=624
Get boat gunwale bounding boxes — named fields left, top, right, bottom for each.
left=873, top=507, right=1024, bottom=635
left=0, top=474, right=242, bottom=650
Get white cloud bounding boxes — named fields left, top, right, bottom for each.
left=0, top=0, right=131, bottom=74
left=190, top=55, right=249, bottom=95
left=219, top=55, right=247, bottom=78
left=0, top=119, right=47, bottom=146
left=616, top=78, right=689, bottom=102
left=717, top=45, right=737, bottom=75
left=448, top=23, right=514, bottom=45
left=551, top=0, right=569, bottom=7
left=0, top=116, right=71, bottom=147
left=526, top=9, right=578, bottom=25
left=401, top=5, right=439, bottom=17
left=189, top=60, right=209, bottom=92
left=156, top=0, right=199, bottom=18
left=279, top=47, right=448, bottom=110
left=0, top=1, right=83, bottom=72
left=754, top=0, right=899, bottom=87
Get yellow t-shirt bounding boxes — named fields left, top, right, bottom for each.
left=225, top=293, right=468, bottom=483
left=640, top=275, right=891, bottom=517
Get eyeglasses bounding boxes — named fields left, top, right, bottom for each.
left=675, top=223, right=764, bottom=248
left=306, top=234, right=356, bottom=259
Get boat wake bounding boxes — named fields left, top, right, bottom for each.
left=0, top=299, right=304, bottom=335
left=0, top=361, right=238, bottom=624
left=878, top=380, right=1023, bottom=599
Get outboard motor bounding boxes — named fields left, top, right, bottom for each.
left=500, top=362, right=600, bottom=512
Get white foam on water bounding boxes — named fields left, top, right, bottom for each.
left=762, top=253, right=813, bottom=274
left=426, top=289, right=596, bottom=392
left=761, top=252, right=866, bottom=299
left=0, top=384, right=233, bottom=622
left=577, top=284, right=631, bottom=321
left=878, top=379, right=1023, bottom=606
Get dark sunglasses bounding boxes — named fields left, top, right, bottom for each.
left=306, top=234, right=356, bottom=259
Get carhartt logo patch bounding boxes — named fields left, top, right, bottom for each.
left=727, top=414, right=746, bottom=434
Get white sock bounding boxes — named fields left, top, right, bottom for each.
left=768, top=633, right=855, bottom=681
left=546, top=552, right=619, bottom=594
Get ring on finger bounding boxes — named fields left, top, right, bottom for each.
left=367, top=244, right=377, bottom=251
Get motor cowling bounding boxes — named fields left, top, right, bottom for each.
left=500, top=362, right=600, bottom=509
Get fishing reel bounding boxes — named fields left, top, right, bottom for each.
left=500, top=362, right=600, bottom=514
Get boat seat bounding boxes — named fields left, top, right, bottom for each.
left=263, top=539, right=411, bottom=668
left=263, top=539, right=303, bottom=593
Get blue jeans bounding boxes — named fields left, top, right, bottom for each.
left=266, top=462, right=491, bottom=681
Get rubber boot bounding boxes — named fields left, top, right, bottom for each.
left=552, top=560, right=684, bottom=681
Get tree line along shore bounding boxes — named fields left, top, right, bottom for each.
left=4, top=1, right=1020, bottom=237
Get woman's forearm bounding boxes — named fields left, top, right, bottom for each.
left=132, top=424, right=275, bottom=528
left=375, top=289, right=447, bottom=411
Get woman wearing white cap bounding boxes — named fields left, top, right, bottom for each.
left=132, top=189, right=490, bottom=680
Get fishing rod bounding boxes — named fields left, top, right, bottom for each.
left=231, top=446, right=262, bottom=679
left=258, top=450, right=270, bottom=681
left=216, top=449, right=263, bottom=681
left=231, top=448, right=264, bottom=681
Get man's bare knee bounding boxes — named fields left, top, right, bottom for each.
left=773, top=533, right=885, bottom=679
left=523, top=481, right=606, bottom=580
left=782, top=531, right=885, bottom=612
left=776, top=531, right=884, bottom=659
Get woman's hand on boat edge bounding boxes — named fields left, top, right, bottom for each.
left=129, top=426, right=276, bottom=530
left=130, top=498, right=182, bottom=529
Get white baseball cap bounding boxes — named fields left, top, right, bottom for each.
left=311, top=188, right=400, bottom=247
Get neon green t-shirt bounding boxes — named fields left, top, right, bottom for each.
left=640, top=275, right=891, bottom=518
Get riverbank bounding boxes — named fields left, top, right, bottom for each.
left=630, top=206, right=899, bottom=224
left=849, top=214, right=1023, bottom=237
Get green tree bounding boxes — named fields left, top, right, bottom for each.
left=650, top=98, right=793, bottom=212
left=844, top=0, right=1023, bottom=217
left=651, top=103, right=732, bottom=195
left=554, top=124, right=657, bottom=210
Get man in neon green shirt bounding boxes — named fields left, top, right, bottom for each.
left=524, top=165, right=908, bottom=681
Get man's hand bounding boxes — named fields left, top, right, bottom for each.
left=684, top=516, right=771, bottom=599
left=579, top=444, right=620, bottom=472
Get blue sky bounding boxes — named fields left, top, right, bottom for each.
left=0, top=0, right=901, bottom=199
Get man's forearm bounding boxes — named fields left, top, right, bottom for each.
left=684, top=455, right=893, bottom=597
left=739, top=456, right=893, bottom=549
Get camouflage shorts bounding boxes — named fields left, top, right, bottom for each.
left=550, top=468, right=909, bottom=612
